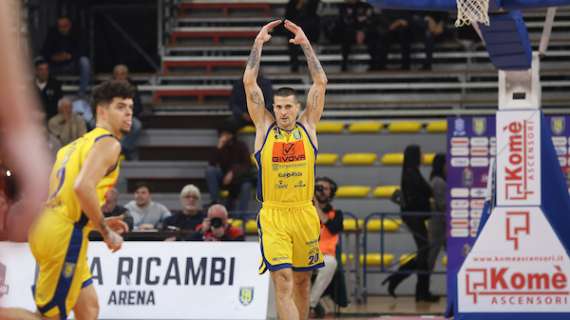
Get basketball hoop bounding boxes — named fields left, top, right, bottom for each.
left=456, top=0, right=490, bottom=26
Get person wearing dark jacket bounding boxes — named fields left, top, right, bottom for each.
left=41, top=17, right=90, bottom=97
left=310, top=176, right=344, bottom=318
left=285, top=0, right=321, bottom=72
left=382, top=145, right=439, bottom=302
left=102, top=188, right=134, bottom=231
left=162, top=184, right=205, bottom=233
left=228, top=72, right=273, bottom=128
left=186, top=204, right=244, bottom=241
left=34, top=57, right=62, bottom=121
left=206, top=122, right=254, bottom=211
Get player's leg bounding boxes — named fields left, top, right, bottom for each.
left=72, top=283, right=99, bottom=320
left=292, top=271, right=311, bottom=320
left=271, top=268, right=299, bottom=320
left=0, top=308, right=42, bottom=320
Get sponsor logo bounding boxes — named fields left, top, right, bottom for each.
left=470, top=209, right=483, bottom=218
left=471, top=188, right=487, bottom=198
left=473, top=118, right=487, bottom=136
left=465, top=266, right=569, bottom=304
left=560, top=157, right=568, bottom=167
left=471, top=158, right=490, bottom=167
left=278, top=172, right=303, bottom=179
left=0, top=263, right=9, bottom=298
left=272, top=141, right=306, bottom=163
left=470, top=218, right=481, bottom=229
left=462, top=167, right=474, bottom=187
left=555, top=146, right=568, bottom=156
left=451, top=147, right=469, bottom=156
left=471, top=147, right=489, bottom=157
left=451, top=188, right=470, bottom=198
left=275, top=181, right=288, bottom=189
left=551, top=117, right=565, bottom=136
left=451, top=199, right=470, bottom=209
left=454, top=118, right=466, bottom=136
left=505, top=211, right=530, bottom=251
left=452, top=219, right=469, bottom=229
left=239, top=287, right=255, bottom=306
left=451, top=210, right=469, bottom=218
left=451, top=137, right=469, bottom=147
left=294, top=181, right=307, bottom=188
left=452, top=158, right=469, bottom=167
left=552, top=137, right=567, bottom=147
left=451, top=228, right=469, bottom=238
left=471, top=137, right=489, bottom=147
left=470, top=199, right=485, bottom=209
left=63, top=262, right=76, bottom=279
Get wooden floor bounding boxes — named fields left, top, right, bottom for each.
left=316, top=296, right=447, bottom=319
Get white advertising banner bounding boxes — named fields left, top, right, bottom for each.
left=458, top=207, right=570, bottom=312
left=0, top=242, right=270, bottom=319
left=496, top=111, right=541, bottom=206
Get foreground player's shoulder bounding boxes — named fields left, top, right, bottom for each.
left=92, top=135, right=121, bottom=160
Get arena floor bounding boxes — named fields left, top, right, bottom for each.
left=320, top=296, right=446, bottom=319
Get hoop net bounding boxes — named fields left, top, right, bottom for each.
left=455, top=0, right=490, bottom=27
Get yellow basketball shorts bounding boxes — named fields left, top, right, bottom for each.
left=257, top=201, right=324, bottom=274
left=28, top=213, right=92, bottom=319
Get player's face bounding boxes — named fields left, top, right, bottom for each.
left=106, top=97, right=134, bottom=137
left=273, top=95, right=300, bottom=130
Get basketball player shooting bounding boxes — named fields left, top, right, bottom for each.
left=244, top=19, right=328, bottom=320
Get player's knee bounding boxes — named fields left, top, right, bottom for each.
left=293, top=272, right=311, bottom=289
left=272, top=271, right=294, bottom=296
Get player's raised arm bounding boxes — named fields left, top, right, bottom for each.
left=284, top=19, right=328, bottom=129
left=243, top=20, right=281, bottom=131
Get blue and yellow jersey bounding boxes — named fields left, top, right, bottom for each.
left=44, top=127, right=120, bottom=224
left=254, top=122, right=317, bottom=204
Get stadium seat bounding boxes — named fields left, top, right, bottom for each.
left=336, top=186, right=371, bottom=198
left=245, top=220, right=258, bottom=235
left=381, top=153, right=404, bottom=165
left=341, top=253, right=354, bottom=265
left=388, top=121, right=422, bottom=133
left=423, top=153, right=435, bottom=165
left=426, top=121, right=448, bottom=133
left=341, top=153, right=377, bottom=166
left=343, top=218, right=360, bottom=232
left=316, top=121, right=344, bottom=133
left=442, top=255, right=447, bottom=267
left=230, top=219, right=243, bottom=229
left=239, top=125, right=255, bottom=134
left=348, top=121, right=383, bottom=133
left=366, top=219, right=400, bottom=232
left=399, top=253, right=417, bottom=266
left=220, top=190, right=229, bottom=198
left=360, top=253, right=395, bottom=267
left=372, top=185, right=399, bottom=198
left=316, top=153, right=339, bottom=166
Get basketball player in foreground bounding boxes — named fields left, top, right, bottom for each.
left=0, top=80, right=133, bottom=320
left=244, top=19, right=328, bottom=319
left=0, top=1, right=50, bottom=241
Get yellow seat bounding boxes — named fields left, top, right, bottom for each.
left=316, top=153, right=339, bottom=166
left=343, top=218, right=360, bottom=232
left=422, top=153, right=435, bottom=165
left=317, top=121, right=344, bottom=133
left=341, top=253, right=354, bottom=265
left=341, top=153, right=377, bottom=166
left=336, top=186, right=370, bottom=198
left=348, top=121, right=383, bottom=133
left=388, top=121, right=422, bottom=133
left=381, top=153, right=404, bottom=165
left=426, top=121, right=447, bottom=133
left=399, top=253, right=417, bottom=266
left=229, top=219, right=243, bottom=229
left=442, top=255, right=447, bottom=267
left=366, top=219, right=400, bottom=232
left=245, top=220, right=258, bottom=235
left=239, top=125, right=256, bottom=134
left=373, top=185, right=399, bottom=198
left=220, top=190, right=229, bottom=198
left=359, top=253, right=395, bottom=267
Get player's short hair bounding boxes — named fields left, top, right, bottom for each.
left=274, top=87, right=297, bottom=98
left=91, top=80, right=134, bottom=118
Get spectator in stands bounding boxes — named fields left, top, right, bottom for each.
left=428, top=153, right=446, bottom=271
left=228, top=70, right=273, bottom=128
left=335, top=0, right=379, bottom=71
left=48, top=97, right=87, bottom=146
left=41, top=16, right=91, bottom=97
left=102, top=188, right=134, bottom=231
left=34, top=57, right=62, bottom=121
left=72, top=96, right=95, bottom=130
left=285, top=0, right=321, bottom=72
left=186, top=204, right=244, bottom=241
left=125, top=183, right=171, bottom=231
left=310, top=177, right=344, bottom=318
left=206, top=121, right=254, bottom=212
left=411, top=12, right=450, bottom=70
left=377, top=11, right=413, bottom=70
left=112, top=64, right=143, bottom=160
left=163, top=184, right=205, bottom=232
left=382, top=144, right=439, bottom=302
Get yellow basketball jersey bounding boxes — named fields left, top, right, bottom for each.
left=44, top=127, right=120, bottom=223
left=255, top=122, right=316, bottom=204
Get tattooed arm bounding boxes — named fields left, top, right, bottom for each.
left=284, top=19, right=327, bottom=132
left=244, top=20, right=281, bottom=151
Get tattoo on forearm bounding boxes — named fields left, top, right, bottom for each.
left=246, top=43, right=261, bottom=71
left=301, top=43, right=325, bottom=81
left=251, top=90, right=264, bottom=107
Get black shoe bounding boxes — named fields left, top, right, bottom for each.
left=310, top=303, right=325, bottom=318
left=381, top=275, right=399, bottom=298
left=416, top=293, right=440, bottom=303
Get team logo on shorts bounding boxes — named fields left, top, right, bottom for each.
left=63, top=262, right=76, bottom=279
left=239, top=287, right=254, bottom=306
left=0, top=263, right=9, bottom=298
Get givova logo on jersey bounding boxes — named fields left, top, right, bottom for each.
left=272, top=141, right=306, bottom=163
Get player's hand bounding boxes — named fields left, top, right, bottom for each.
left=105, top=216, right=129, bottom=234
left=103, top=229, right=123, bottom=253
left=284, top=19, right=309, bottom=46
left=255, top=19, right=282, bottom=44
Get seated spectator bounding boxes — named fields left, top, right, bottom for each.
left=411, top=12, right=450, bottom=70
left=377, top=10, right=413, bottom=70
left=112, top=64, right=143, bottom=160
left=102, top=188, right=134, bottom=231
left=34, top=57, right=62, bottom=121
left=285, top=0, right=320, bottom=72
left=125, top=183, right=171, bottom=231
left=41, top=16, right=91, bottom=97
left=48, top=97, right=86, bottom=146
left=72, top=97, right=94, bottom=130
left=163, top=184, right=205, bottom=232
left=186, top=204, right=244, bottom=241
left=228, top=70, right=273, bottom=129
left=310, top=177, right=344, bottom=318
left=206, top=121, right=255, bottom=212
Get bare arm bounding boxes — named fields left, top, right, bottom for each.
left=74, top=138, right=123, bottom=252
left=284, top=20, right=327, bottom=129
